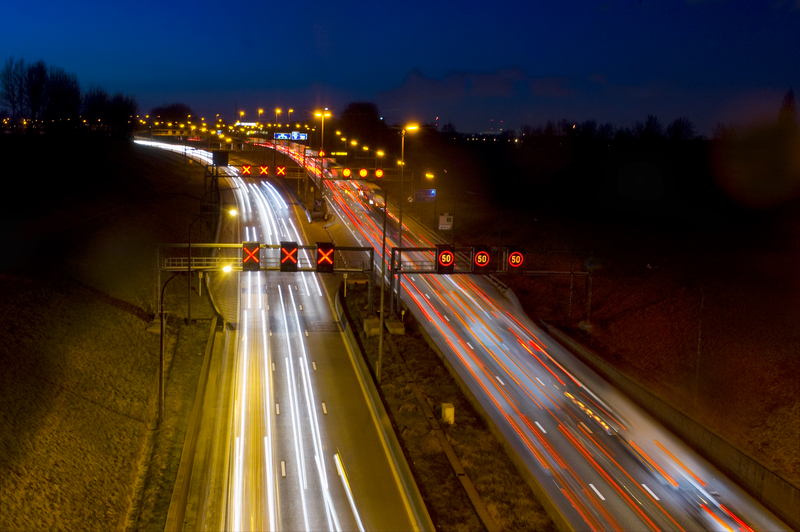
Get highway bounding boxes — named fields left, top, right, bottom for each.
left=139, top=138, right=791, bottom=531
left=316, top=165, right=791, bottom=532
left=136, top=141, right=421, bottom=532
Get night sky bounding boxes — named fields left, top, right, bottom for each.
left=3, top=0, right=798, bottom=134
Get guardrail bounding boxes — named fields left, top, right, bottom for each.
left=334, top=282, right=435, bottom=532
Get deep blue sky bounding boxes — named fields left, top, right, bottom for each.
left=3, top=0, right=798, bottom=134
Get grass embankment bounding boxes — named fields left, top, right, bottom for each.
left=0, top=136, right=215, bottom=531
left=345, top=285, right=555, bottom=532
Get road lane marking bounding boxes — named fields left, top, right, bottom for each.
left=276, top=403, right=280, bottom=415
left=495, top=375, right=505, bottom=386
left=535, top=421, right=547, bottom=434
left=272, top=362, right=275, bottom=371
left=322, top=402, right=327, bottom=414
left=589, top=483, right=606, bottom=501
left=281, top=461, right=286, bottom=477
left=305, top=330, right=309, bottom=336
left=299, top=304, right=303, bottom=311
left=536, top=377, right=546, bottom=387
left=466, top=342, right=474, bottom=350
left=641, top=483, right=660, bottom=500
left=312, top=361, right=317, bottom=370
left=581, top=421, right=593, bottom=434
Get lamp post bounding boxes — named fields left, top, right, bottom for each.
left=288, top=108, right=293, bottom=124
left=275, top=108, right=281, bottom=127
left=396, top=124, right=418, bottom=316
left=187, top=209, right=236, bottom=324
left=314, top=109, right=331, bottom=154
left=377, top=188, right=389, bottom=384
left=159, top=273, right=180, bottom=424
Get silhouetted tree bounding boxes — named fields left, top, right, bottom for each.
left=107, top=92, right=138, bottom=137
left=597, top=122, right=615, bottom=142
left=633, top=115, right=664, bottom=140
left=666, top=117, right=696, bottom=141
left=441, top=122, right=457, bottom=134
left=83, top=86, right=110, bottom=126
left=42, top=66, right=81, bottom=131
left=25, top=60, right=48, bottom=127
left=1, top=57, right=26, bottom=126
left=151, top=102, right=195, bottom=122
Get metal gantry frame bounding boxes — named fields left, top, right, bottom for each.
left=385, top=246, right=591, bottom=319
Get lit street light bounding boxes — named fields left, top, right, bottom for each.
left=315, top=109, right=331, bottom=154
left=396, top=123, right=419, bottom=315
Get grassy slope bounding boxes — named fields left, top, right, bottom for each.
left=0, top=136, right=213, bottom=531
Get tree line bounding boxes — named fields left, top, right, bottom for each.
left=1, top=56, right=138, bottom=136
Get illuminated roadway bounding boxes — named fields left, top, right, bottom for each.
left=309, top=154, right=789, bottom=531
left=135, top=141, right=419, bottom=532
left=139, top=139, right=790, bottom=531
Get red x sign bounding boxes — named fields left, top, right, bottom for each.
left=318, top=247, right=333, bottom=265
left=276, top=166, right=286, bottom=176
left=259, top=165, right=269, bottom=175
left=244, top=246, right=259, bottom=263
left=281, top=247, right=297, bottom=263
left=242, top=165, right=251, bottom=175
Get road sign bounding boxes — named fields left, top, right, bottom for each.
left=291, top=131, right=308, bottom=140
left=436, top=244, right=455, bottom=274
left=375, top=168, right=384, bottom=178
left=507, top=247, right=524, bottom=271
left=343, top=168, right=352, bottom=178
left=472, top=245, right=491, bottom=274
left=274, top=132, right=290, bottom=140
left=439, top=213, right=453, bottom=230
left=241, top=165, right=252, bottom=175
left=359, top=168, right=368, bottom=178
left=414, top=189, right=436, bottom=203
left=259, top=165, right=269, bottom=175
left=242, top=241, right=260, bottom=271
left=276, top=166, right=286, bottom=176
left=280, top=241, right=298, bottom=272
left=316, top=242, right=334, bottom=273
left=212, top=150, right=228, bottom=166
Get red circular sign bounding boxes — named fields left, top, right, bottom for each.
left=508, top=251, right=524, bottom=268
left=375, top=168, right=384, bottom=178
left=438, top=250, right=455, bottom=267
left=474, top=251, right=490, bottom=267
left=359, top=168, right=368, bottom=177
left=343, top=168, right=351, bottom=177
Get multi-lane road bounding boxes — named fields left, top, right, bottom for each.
left=319, top=169, right=791, bottom=532
left=140, top=139, right=791, bottom=532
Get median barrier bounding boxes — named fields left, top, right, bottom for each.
left=335, top=282, right=435, bottom=532
left=542, top=321, right=800, bottom=531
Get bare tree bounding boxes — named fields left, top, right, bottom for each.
left=1, top=57, right=26, bottom=126
left=666, top=117, right=696, bottom=141
left=42, top=66, right=81, bottom=131
left=633, top=115, right=664, bottom=140
left=25, top=60, right=48, bottom=126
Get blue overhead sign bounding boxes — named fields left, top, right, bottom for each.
left=274, top=132, right=290, bottom=140
left=414, top=188, right=436, bottom=203
left=291, top=131, right=308, bottom=140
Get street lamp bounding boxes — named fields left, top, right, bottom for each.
left=315, top=109, right=331, bottom=154
left=187, top=208, right=237, bottom=324
left=396, top=124, right=419, bottom=316
left=275, top=108, right=281, bottom=126
left=288, top=108, right=293, bottom=124
left=258, top=109, right=263, bottom=122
